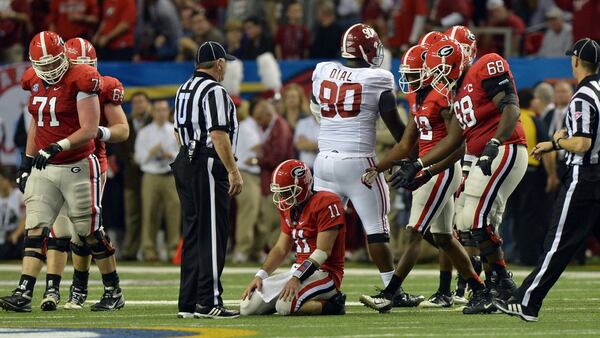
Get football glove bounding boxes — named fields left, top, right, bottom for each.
left=33, top=143, right=63, bottom=170
left=16, top=154, right=34, bottom=193
left=389, top=159, right=423, bottom=189
left=477, top=139, right=501, bottom=176
left=361, top=167, right=378, bottom=189
left=403, top=169, right=433, bottom=191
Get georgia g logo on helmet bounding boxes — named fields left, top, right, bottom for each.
left=467, top=31, right=476, bottom=41
left=291, top=166, right=306, bottom=178
left=438, top=45, right=454, bottom=57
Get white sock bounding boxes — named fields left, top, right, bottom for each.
left=380, top=271, right=395, bottom=287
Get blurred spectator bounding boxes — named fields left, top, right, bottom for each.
left=309, top=1, right=343, bottom=59
left=527, top=0, right=560, bottom=27
left=280, top=84, right=308, bottom=130
left=199, top=0, right=227, bottom=27
left=116, top=92, right=152, bottom=260
left=135, top=99, right=180, bottom=261
left=226, top=0, right=264, bottom=24
left=177, top=12, right=225, bottom=61
left=482, top=0, right=525, bottom=56
left=224, top=20, right=244, bottom=58
left=531, top=82, right=555, bottom=119
left=294, top=115, right=319, bottom=170
left=29, top=0, right=50, bottom=38
left=544, top=80, right=573, bottom=137
left=48, top=0, right=99, bottom=40
left=0, top=169, right=24, bottom=260
left=336, top=0, right=361, bottom=29
left=0, top=118, right=5, bottom=164
left=555, top=0, right=600, bottom=42
left=178, top=4, right=197, bottom=36
left=388, top=0, right=428, bottom=51
left=537, top=7, right=572, bottom=57
left=507, top=89, right=558, bottom=265
left=252, top=99, right=294, bottom=251
left=428, top=0, right=472, bottom=28
left=93, top=0, right=136, bottom=60
left=275, top=1, right=309, bottom=60
left=0, top=0, right=31, bottom=64
left=240, top=16, right=274, bottom=60
left=232, top=114, right=262, bottom=263
left=142, top=0, right=182, bottom=61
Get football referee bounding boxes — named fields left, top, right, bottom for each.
left=172, top=41, right=242, bottom=319
left=496, top=38, right=600, bottom=322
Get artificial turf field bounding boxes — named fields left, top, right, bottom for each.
left=1, top=262, right=599, bottom=337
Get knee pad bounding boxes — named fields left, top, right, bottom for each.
left=473, top=225, right=503, bottom=257
left=71, top=241, right=91, bottom=257
left=432, top=234, right=452, bottom=250
left=23, top=228, right=50, bottom=262
left=84, top=229, right=115, bottom=260
left=422, top=229, right=438, bottom=248
left=47, top=237, right=71, bottom=252
left=458, top=230, right=478, bottom=248
left=275, top=298, right=293, bottom=316
left=366, top=233, right=390, bottom=244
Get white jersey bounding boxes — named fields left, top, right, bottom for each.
left=311, top=61, right=395, bottom=157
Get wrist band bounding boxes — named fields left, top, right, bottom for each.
left=57, top=138, right=71, bottom=151
left=99, top=126, right=111, bottom=142
left=416, top=158, right=424, bottom=168
left=255, top=269, right=268, bottom=280
left=490, top=138, right=501, bottom=146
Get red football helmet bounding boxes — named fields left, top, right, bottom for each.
left=424, top=39, right=466, bottom=97
left=444, top=25, right=477, bottom=64
left=65, top=38, right=97, bottom=67
left=399, top=44, right=429, bottom=93
left=271, top=159, right=313, bottom=211
left=341, top=23, right=384, bottom=67
left=418, top=31, right=447, bottom=47
left=28, top=31, right=69, bottom=85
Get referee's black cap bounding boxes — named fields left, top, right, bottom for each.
left=196, top=41, right=236, bottom=64
left=566, top=38, right=600, bottom=64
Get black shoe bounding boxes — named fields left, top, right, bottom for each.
left=0, top=288, right=32, bottom=312
left=493, top=274, right=518, bottom=301
left=64, top=285, right=87, bottom=310
left=462, top=288, right=495, bottom=314
left=359, top=289, right=393, bottom=313
left=494, top=297, right=538, bottom=322
left=194, top=304, right=240, bottom=319
left=40, top=287, right=60, bottom=311
left=393, top=287, right=425, bottom=307
left=322, top=292, right=346, bottom=315
left=419, top=291, right=453, bottom=308
left=91, top=287, right=124, bottom=311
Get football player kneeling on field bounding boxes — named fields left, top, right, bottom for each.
left=240, top=159, right=346, bottom=316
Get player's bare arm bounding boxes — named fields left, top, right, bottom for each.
left=379, top=90, right=405, bottom=142
left=69, top=94, right=101, bottom=148
left=378, top=117, right=419, bottom=172
left=280, top=227, right=340, bottom=302
left=421, top=114, right=464, bottom=167
left=241, top=233, right=294, bottom=300
left=428, top=109, right=466, bottom=176
left=100, top=103, right=130, bottom=143
left=16, top=121, right=38, bottom=192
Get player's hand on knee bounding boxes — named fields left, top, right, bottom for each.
left=477, top=139, right=500, bottom=176
left=403, top=169, right=432, bottom=191
left=280, top=277, right=301, bottom=302
left=33, top=143, right=63, bottom=170
left=16, top=154, right=34, bottom=193
left=389, top=159, right=421, bottom=189
left=361, top=167, right=378, bottom=189
left=241, top=277, right=263, bottom=300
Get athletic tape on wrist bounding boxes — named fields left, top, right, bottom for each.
left=99, top=126, right=111, bottom=142
left=57, top=138, right=71, bottom=151
left=309, top=249, right=328, bottom=266
left=255, top=269, right=268, bottom=280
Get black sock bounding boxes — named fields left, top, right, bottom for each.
left=491, top=263, right=509, bottom=279
left=73, top=269, right=89, bottom=290
left=101, top=271, right=120, bottom=288
left=18, top=275, right=36, bottom=292
left=455, top=275, right=466, bottom=297
left=438, top=271, right=452, bottom=294
left=46, top=274, right=62, bottom=290
left=466, top=277, right=484, bottom=292
left=384, top=274, right=402, bottom=296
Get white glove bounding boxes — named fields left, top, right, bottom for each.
left=361, top=167, right=379, bottom=189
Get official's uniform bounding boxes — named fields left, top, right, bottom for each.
left=407, top=88, right=461, bottom=235
left=21, top=65, right=103, bottom=237
left=311, top=61, right=393, bottom=242
left=172, top=69, right=238, bottom=312
left=240, top=191, right=345, bottom=316
left=451, top=53, right=528, bottom=231
left=517, top=72, right=600, bottom=316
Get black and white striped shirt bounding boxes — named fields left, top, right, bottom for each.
left=565, top=73, right=600, bottom=166
left=174, top=71, right=238, bottom=155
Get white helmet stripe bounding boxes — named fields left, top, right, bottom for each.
left=449, top=26, right=459, bottom=40
left=401, top=46, right=413, bottom=66
left=272, top=161, right=287, bottom=184
left=342, top=23, right=361, bottom=56
left=78, top=38, right=86, bottom=57
left=40, top=31, right=48, bottom=56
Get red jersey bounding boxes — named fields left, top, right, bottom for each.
left=452, top=53, right=526, bottom=156
left=279, top=191, right=346, bottom=289
left=22, top=64, right=102, bottom=164
left=49, top=0, right=99, bottom=39
left=95, top=75, right=125, bottom=173
left=98, top=0, right=136, bottom=49
left=412, top=88, right=449, bottom=157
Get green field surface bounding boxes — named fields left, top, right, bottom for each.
left=1, top=262, right=599, bottom=337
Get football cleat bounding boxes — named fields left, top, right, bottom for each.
left=453, top=294, right=469, bottom=306
left=177, top=312, right=195, bottom=319
left=493, top=297, right=538, bottom=322
left=419, top=291, right=454, bottom=308
left=492, top=273, right=518, bottom=301
left=194, top=304, right=240, bottom=319
left=359, top=289, right=393, bottom=313
left=0, top=288, right=32, bottom=312
left=64, top=285, right=88, bottom=310
left=91, top=287, right=124, bottom=311
left=40, top=287, right=60, bottom=311
left=462, top=288, right=495, bottom=315
left=322, top=292, right=346, bottom=315
left=393, top=287, right=425, bottom=307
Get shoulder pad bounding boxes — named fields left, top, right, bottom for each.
left=21, top=67, right=36, bottom=91
left=101, top=75, right=125, bottom=105
left=69, top=64, right=102, bottom=94
left=474, top=53, right=511, bottom=81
